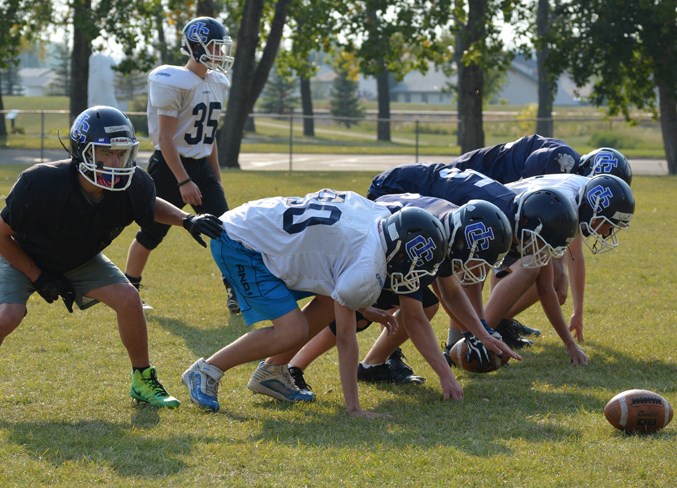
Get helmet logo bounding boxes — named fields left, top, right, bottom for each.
left=465, top=222, right=495, bottom=251
left=405, top=235, right=437, bottom=265
left=70, top=113, right=91, bottom=143
left=586, top=185, right=613, bottom=211
left=593, top=151, right=618, bottom=174
left=187, top=22, right=210, bottom=43
left=556, top=152, right=576, bottom=172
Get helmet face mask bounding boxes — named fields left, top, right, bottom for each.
left=182, top=17, right=234, bottom=73
left=446, top=200, right=512, bottom=285
left=70, top=106, right=138, bottom=192
left=382, top=207, right=447, bottom=293
left=577, top=174, right=635, bottom=254
left=513, top=189, right=578, bottom=269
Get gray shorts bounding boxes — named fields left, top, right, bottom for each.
left=0, top=253, right=129, bottom=308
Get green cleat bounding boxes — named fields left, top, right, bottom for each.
left=130, top=366, right=181, bottom=408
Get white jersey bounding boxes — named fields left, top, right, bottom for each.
left=147, top=65, right=230, bottom=159
left=222, top=189, right=391, bottom=310
left=506, top=174, right=589, bottom=207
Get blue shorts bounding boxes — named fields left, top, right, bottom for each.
left=210, top=233, right=313, bottom=326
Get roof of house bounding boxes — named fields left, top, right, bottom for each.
left=19, top=67, right=57, bottom=87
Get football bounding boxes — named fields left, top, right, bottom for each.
left=448, top=337, right=510, bottom=373
left=603, top=389, right=673, bottom=433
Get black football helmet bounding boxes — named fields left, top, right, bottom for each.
left=577, top=174, right=635, bottom=254
left=513, top=188, right=579, bottom=268
left=575, top=147, right=632, bottom=185
left=382, top=207, right=447, bottom=293
left=446, top=200, right=513, bottom=285
left=181, top=17, right=234, bottom=73
left=69, top=105, right=138, bottom=191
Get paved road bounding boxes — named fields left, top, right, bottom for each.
left=0, top=147, right=669, bottom=175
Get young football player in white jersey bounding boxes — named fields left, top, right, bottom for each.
left=181, top=189, right=448, bottom=418
left=484, top=173, right=634, bottom=364
left=124, top=17, right=241, bottom=313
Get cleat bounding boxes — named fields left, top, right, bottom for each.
left=130, top=366, right=180, bottom=408
left=224, top=280, right=241, bottom=314
left=288, top=366, right=312, bottom=391
left=247, top=362, right=315, bottom=402
left=386, top=347, right=416, bottom=377
left=357, top=362, right=425, bottom=384
left=142, top=300, right=154, bottom=311
left=181, top=358, right=222, bottom=412
left=509, top=318, right=541, bottom=336
left=496, top=319, right=535, bottom=350
left=442, top=342, right=455, bottom=367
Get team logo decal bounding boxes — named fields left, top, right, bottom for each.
left=405, top=235, right=437, bottom=264
left=465, top=222, right=495, bottom=251
left=556, top=152, right=576, bottom=172
left=587, top=185, right=613, bottom=211
left=593, top=151, right=618, bottom=174
left=187, top=22, right=210, bottom=43
left=70, top=113, right=90, bottom=143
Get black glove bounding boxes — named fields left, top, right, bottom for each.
left=463, top=332, right=492, bottom=366
left=32, top=271, right=75, bottom=313
left=182, top=214, right=223, bottom=247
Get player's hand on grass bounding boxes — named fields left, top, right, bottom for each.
left=348, top=409, right=393, bottom=420
left=567, top=342, right=589, bottom=365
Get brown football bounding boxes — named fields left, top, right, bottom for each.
left=448, top=338, right=510, bottom=373
left=603, top=389, right=673, bottom=433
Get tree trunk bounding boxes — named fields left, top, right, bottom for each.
left=218, top=0, right=291, bottom=168
left=536, top=0, right=554, bottom=137
left=0, top=79, right=7, bottom=144
left=658, top=82, right=677, bottom=174
left=69, top=0, right=93, bottom=123
left=300, top=75, right=315, bottom=137
left=197, top=0, right=216, bottom=17
left=457, top=0, right=486, bottom=153
left=376, top=68, right=391, bottom=142
left=154, top=10, right=169, bottom=65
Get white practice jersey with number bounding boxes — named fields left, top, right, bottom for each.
left=506, top=173, right=589, bottom=207
left=147, top=65, right=230, bottom=159
left=222, top=189, right=391, bottom=310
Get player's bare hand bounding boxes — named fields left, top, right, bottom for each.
left=569, top=314, right=584, bottom=343
left=359, top=307, right=399, bottom=335
left=440, top=377, right=464, bottom=401
left=567, top=342, right=589, bottom=365
left=348, top=409, right=393, bottom=420
left=180, top=181, right=203, bottom=207
left=487, top=336, right=522, bottom=362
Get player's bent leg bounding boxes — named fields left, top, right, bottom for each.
left=0, top=304, right=26, bottom=346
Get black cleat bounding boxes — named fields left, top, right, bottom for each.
left=441, top=342, right=455, bottom=367
left=223, top=279, right=241, bottom=314
left=496, top=319, right=534, bottom=349
left=386, top=347, right=415, bottom=377
left=357, top=363, right=425, bottom=384
left=288, top=366, right=312, bottom=391
left=509, top=318, right=541, bottom=336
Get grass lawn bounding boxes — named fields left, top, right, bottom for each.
left=0, top=167, right=675, bottom=486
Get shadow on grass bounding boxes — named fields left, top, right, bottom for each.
left=0, top=415, right=208, bottom=477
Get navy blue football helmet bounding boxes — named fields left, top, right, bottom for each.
left=575, top=147, right=632, bottom=185
left=69, top=106, right=138, bottom=191
left=382, top=207, right=447, bottom=293
left=446, top=200, right=513, bottom=284
left=577, top=174, right=635, bottom=253
left=513, top=188, right=579, bottom=268
left=181, top=17, right=234, bottom=73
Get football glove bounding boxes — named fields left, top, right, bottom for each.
left=32, top=271, right=75, bottom=313
left=463, top=332, right=492, bottom=366
left=182, top=214, right=224, bottom=247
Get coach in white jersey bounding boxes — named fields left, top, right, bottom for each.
left=124, top=17, right=241, bottom=314
left=485, top=174, right=634, bottom=364
left=182, top=189, right=448, bottom=418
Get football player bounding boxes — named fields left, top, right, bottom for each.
left=124, top=16, right=240, bottom=313
left=281, top=195, right=521, bottom=398
left=0, top=106, right=223, bottom=408
left=181, top=190, right=448, bottom=418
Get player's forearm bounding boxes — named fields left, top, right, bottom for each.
left=404, top=316, right=453, bottom=380
left=336, top=331, right=361, bottom=413
left=158, top=137, right=189, bottom=183
left=152, top=198, right=189, bottom=226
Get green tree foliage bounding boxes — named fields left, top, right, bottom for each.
left=329, top=54, right=365, bottom=128
left=548, top=0, right=677, bottom=174
left=259, top=66, right=299, bottom=115
left=1, top=64, right=24, bottom=96
left=48, top=40, right=71, bottom=97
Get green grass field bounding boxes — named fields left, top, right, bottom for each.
left=0, top=167, right=675, bottom=486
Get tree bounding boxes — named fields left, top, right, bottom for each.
left=114, top=69, right=148, bottom=102
left=48, top=39, right=71, bottom=97
left=1, top=64, right=24, bottom=96
left=217, top=0, right=292, bottom=168
left=259, top=66, right=299, bottom=115
left=329, top=54, right=365, bottom=128
left=534, top=0, right=554, bottom=136
left=549, top=0, right=677, bottom=174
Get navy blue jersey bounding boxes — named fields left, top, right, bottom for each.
left=1, top=161, right=156, bottom=273
left=450, top=134, right=581, bottom=183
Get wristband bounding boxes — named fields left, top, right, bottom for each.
left=178, top=177, right=192, bottom=187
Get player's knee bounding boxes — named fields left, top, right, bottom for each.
left=424, top=302, right=439, bottom=321
left=106, top=283, right=143, bottom=313
left=557, top=289, right=568, bottom=306
left=0, top=306, right=26, bottom=342
left=135, top=229, right=166, bottom=250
